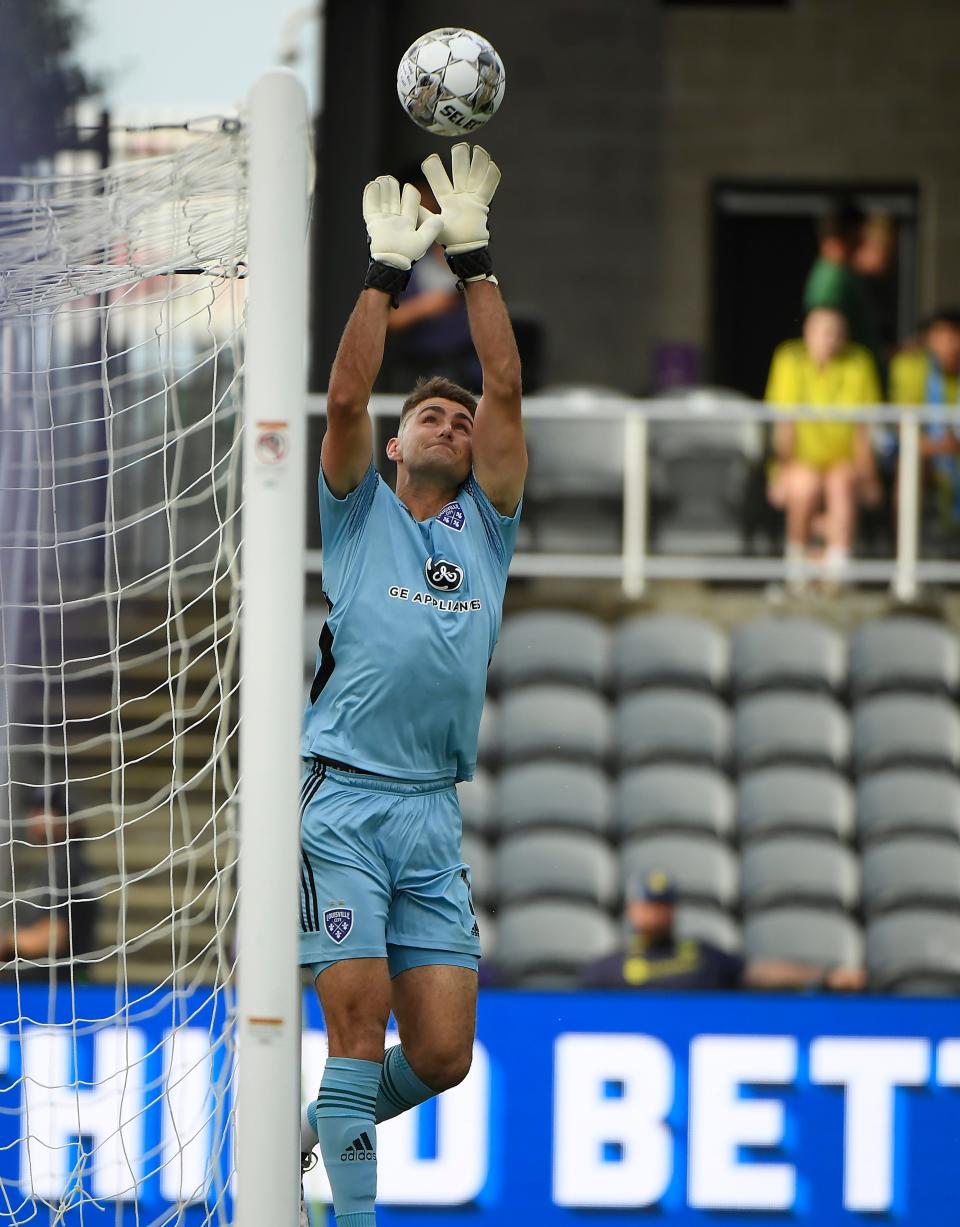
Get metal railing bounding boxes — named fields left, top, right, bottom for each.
left=305, top=392, right=960, bottom=600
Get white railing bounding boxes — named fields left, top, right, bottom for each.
left=304, top=393, right=960, bottom=601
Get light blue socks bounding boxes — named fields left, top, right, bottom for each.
left=312, top=1056, right=381, bottom=1227
left=375, top=1044, right=437, bottom=1123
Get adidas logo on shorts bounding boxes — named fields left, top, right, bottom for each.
left=341, top=1132, right=376, bottom=1162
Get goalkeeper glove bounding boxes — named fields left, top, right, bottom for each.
left=421, top=143, right=501, bottom=283
left=362, top=175, right=442, bottom=305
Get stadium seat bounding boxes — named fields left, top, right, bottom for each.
left=477, top=700, right=498, bottom=766
left=621, top=833, right=738, bottom=909
left=857, top=768, right=960, bottom=843
left=674, top=904, right=742, bottom=954
left=475, top=907, right=497, bottom=958
left=740, top=836, right=859, bottom=912
left=852, top=695, right=960, bottom=773
left=461, top=834, right=494, bottom=908
left=849, top=617, right=960, bottom=698
left=744, top=908, right=864, bottom=971
left=615, top=764, right=735, bottom=839
left=738, top=766, right=854, bottom=842
left=734, top=690, right=850, bottom=770
left=496, top=761, right=612, bottom=836
left=458, top=768, right=495, bottom=836
left=491, top=610, right=611, bottom=692
left=861, top=835, right=960, bottom=914
left=498, top=685, right=612, bottom=766
left=495, top=900, right=618, bottom=984
left=867, top=909, right=960, bottom=991
left=612, top=614, right=729, bottom=694
left=523, top=411, right=625, bottom=500
left=731, top=616, right=846, bottom=695
left=494, top=831, right=619, bottom=908
left=616, top=688, right=731, bottom=768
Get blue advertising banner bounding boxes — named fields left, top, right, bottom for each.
left=0, top=985, right=958, bottom=1225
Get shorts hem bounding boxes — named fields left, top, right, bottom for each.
left=387, top=945, right=480, bottom=977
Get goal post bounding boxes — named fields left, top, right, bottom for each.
left=236, top=68, right=309, bottom=1227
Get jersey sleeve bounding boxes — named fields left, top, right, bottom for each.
left=464, top=471, right=523, bottom=571
left=318, top=461, right=379, bottom=599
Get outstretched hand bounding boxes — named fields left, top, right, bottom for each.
left=362, top=175, right=443, bottom=271
left=421, top=143, right=501, bottom=255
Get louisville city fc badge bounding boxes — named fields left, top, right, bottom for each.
left=323, top=907, right=353, bottom=944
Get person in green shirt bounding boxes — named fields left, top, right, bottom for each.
left=766, top=307, right=883, bottom=590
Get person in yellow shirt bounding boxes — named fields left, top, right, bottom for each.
left=765, top=307, right=882, bottom=589
left=889, top=308, right=960, bottom=528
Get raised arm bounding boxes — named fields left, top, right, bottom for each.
left=322, top=176, right=442, bottom=496
left=423, top=144, right=527, bottom=514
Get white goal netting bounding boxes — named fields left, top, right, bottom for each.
left=0, top=123, right=247, bottom=1225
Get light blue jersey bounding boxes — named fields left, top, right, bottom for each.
left=301, top=462, right=521, bottom=782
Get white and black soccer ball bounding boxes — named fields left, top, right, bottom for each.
left=396, top=28, right=505, bottom=138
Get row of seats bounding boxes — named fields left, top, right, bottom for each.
left=475, top=900, right=960, bottom=994
left=478, top=688, right=960, bottom=774
left=462, top=828, right=960, bottom=917
left=460, top=762, right=960, bottom=842
left=490, top=612, right=960, bottom=697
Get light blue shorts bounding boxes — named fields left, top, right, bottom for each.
left=298, top=759, right=482, bottom=980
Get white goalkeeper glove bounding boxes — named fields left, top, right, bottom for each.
left=362, top=175, right=442, bottom=271
left=421, top=143, right=501, bottom=255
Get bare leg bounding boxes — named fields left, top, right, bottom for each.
left=822, top=462, right=858, bottom=553
left=780, top=462, right=825, bottom=550
left=390, top=964, right=478, bottom=1090
left=316, top=957, right=392, bottom=1058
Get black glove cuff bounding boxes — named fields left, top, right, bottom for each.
left=445, top=247, right=494, bottom=285
left=364, top=259, right=411, bottom=308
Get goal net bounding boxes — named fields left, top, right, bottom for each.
left=0, top=119, right=249, bottom=1225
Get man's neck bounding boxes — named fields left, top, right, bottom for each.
left=395, top=474, right=461, bottom=522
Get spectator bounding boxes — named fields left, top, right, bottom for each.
left=581, top=871, right=865, bottom=992
left=890, top=307, right=960, bottom=530
left=804, top=203, right=884, bottom=380
left=383, top=165, right=480, bottom=392
left=0, top=785, right=98, bottom=978
left=765, top=307, right=883, bottom=590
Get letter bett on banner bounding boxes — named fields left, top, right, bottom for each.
left=0, top=986, right=957, bottom=1224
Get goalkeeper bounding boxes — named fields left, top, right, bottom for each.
left=299, top=143, right=524, bottom=1227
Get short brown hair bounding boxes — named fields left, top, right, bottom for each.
left=399, top=375, right=478, bottom=425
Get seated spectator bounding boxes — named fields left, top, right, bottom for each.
left=765, top=307, right=883, bottom=590
left=581, top=871, right=864, bottom=992
left=890, top=307, right=960, bottom=530
left=0, top=785, right=98, bottom=979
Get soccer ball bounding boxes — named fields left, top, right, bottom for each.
left=397, top=28, right=505, bottom=138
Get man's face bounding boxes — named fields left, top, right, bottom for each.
left=626, top=899, right=674, bottom=942
left=388, top=397, right=474, bottom=485
left=804, top=308, right=848, bottom=367
left=927, top=322, right=960, bottom=376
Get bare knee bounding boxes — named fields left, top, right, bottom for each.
left=405, top=1039, right=473, bottom=1092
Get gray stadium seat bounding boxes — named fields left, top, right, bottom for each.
left=849, top=617, right=960, bottom=698
left=857, top=769, right=960, bottom=843
left=461, top=834, right=493, bottom=908
left=867, top=909, right=960, bottom=991
left=734, top=690, right=850, bottom=770
left=475, top=907, right=497, bottom=958
left=621, top=834, right=738, bottom=909
left=738, top=766, right=854, bottom=842
left=744, top=907, right=864, bottom=971
left=495, top=900, right=618, bottom=982
left=523, top=412, right=624, bottom=500
left=616, top=764, right=735, bottom=839
left=861, top=836, right=960, bottom=914
left=616, top=689, right=731, bottom=768
left=477, top=700, right=498, bottom=766
left=612, top=614, right=729, bottom=694
left=494, top=831, right=619, bottom=908
left=731, top=616, right=846, bottom=695
left=498, top=685, right=612, bottom=766
left=496, top=762, right=612, bottom=835
left=491, top=610, right=611, bottom=692
left=740, top=836, right=859, bottom=912
left=674, top=904, right=742, bottom=954
left=852, top=695, right=960, bottom=774
left=458, top=768, right=495, bottom=836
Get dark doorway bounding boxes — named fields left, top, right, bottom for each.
left=711, top=183, right=919, bottom=399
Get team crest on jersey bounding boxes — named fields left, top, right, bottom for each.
left=324, top=908, right=353, bottom=944
left=425, top=556, right=465, bottom=592
left=437, top=501, right=465, bottom=532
